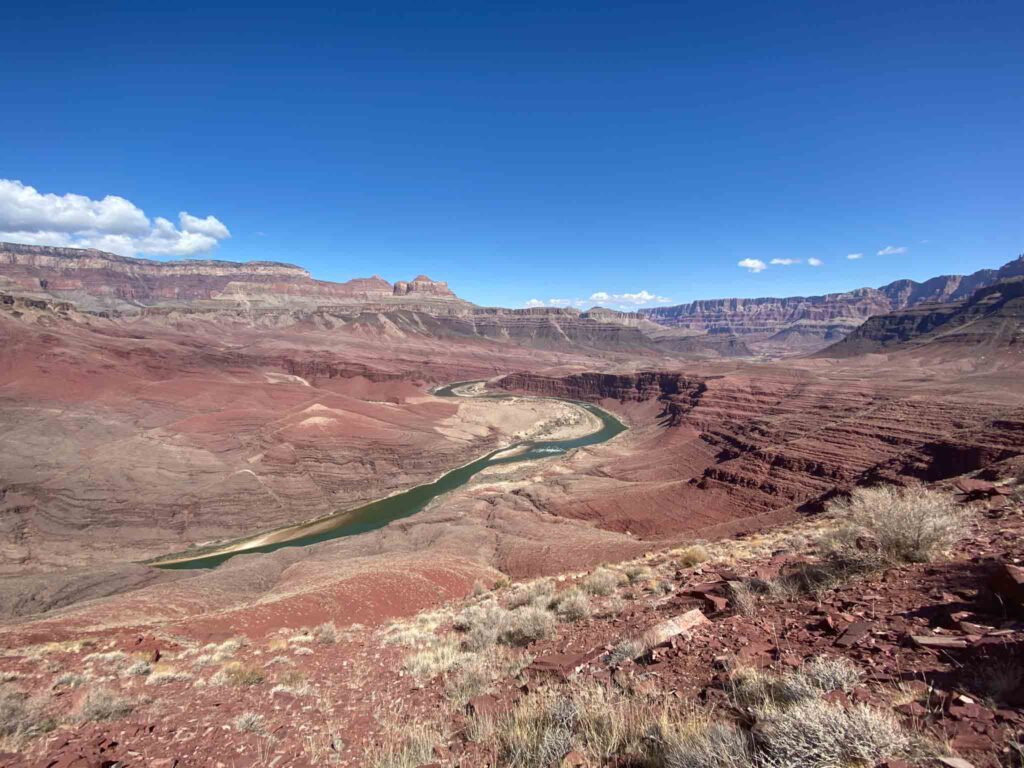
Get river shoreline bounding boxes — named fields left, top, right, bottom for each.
left=150, top=382, right=626, bottom=570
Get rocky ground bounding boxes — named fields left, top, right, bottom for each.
left=2, top=474, right=1023, bottom=767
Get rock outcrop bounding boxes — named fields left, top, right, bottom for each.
left=640, top=255, right=1024, bottom=355
left=820, top=277, right=1024, bottom=358
left=392, top=274, right=455, bottom=297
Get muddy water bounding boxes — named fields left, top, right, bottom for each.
left=153, top=382, right=626, bottom=570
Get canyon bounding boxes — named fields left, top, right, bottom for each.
left=1, top=243, right=1024, bottom=767
left=641, top=255, right=1024, bottom=354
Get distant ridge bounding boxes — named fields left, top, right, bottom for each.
left=639, top=254, right=1024, bottom=355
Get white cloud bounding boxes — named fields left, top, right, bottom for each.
left=0, top=179, right=230, bottom=257
left=770, top=258, right=801, bottom=265
left=877, top=245, right=907, bottom=256
left=847, top=253, right=863, bottom=260
left=738, top=258, right=767, bottom=273
left=179, top=212, right=231, bottom=239
left=588, top=290, right=671, bottom=307
left=526, top=289, right=672, bottom=311
left=807, top=257, right=823, bottom=267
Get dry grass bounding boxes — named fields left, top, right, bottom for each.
left=126, top=660, right=152, bottom=676
left=313, top=622, right=337, bottom=644
left=829, top=485, right=963, bottom=564
left=582, top=568, right=620, bottom=596
left=607, top=639, right=646, bottom=667
left=403, top=638, right=470, bottom=680
left=755, top=700, right=921, bottom=767
left=0, top=686, right=57, bottom=748
left=649, top=710, right=752, bottom=768
left=596, top=595, right=627, bottom=618
left=507, top=580, right=555, bottom=609
left=729, top=657, right=861, bottom=709
left=79, top=687, right=134, bottom=722
left=551, top=589, right=592, bottom=622
left=211, top=661, right=265, bottom=687
left=498, top=606, right=556, bottom=647
left=52, top=672, right=86, bottom=689
left=235, top=711, right=267, bottom=733
left=365, top=720, right=440, bottom=768
left=674, top=544, right=711, bottom=568
left=266, top=636, right=289, bottom=652
left=145, top=663, right=193, bottom=686
left=727, top=581, right=759, bottom=616
left=623, top=565, right=653, bottom=584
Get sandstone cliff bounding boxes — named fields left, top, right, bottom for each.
left=819, top=277, right=1024, bottom=358
left=640, top=255, right=1024, bottom=355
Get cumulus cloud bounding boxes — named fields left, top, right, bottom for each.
left=770, top=258, right=801, bottom=265
left=587, top=290, right=672, bottom=307
left=807, top=257, right=823, bottom=267
left=524, top=289, right=672, bottom=311
left=0, top=179, right=230, bottom=258
left=877, top=245, right=907, bottom=256
left=738, top=258, right=767, bottom=273
left=847, top=253, right=863, bottom=260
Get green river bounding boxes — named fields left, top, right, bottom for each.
left=152, top=382, right=626, bottom=570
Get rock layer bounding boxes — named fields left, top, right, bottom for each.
left=641, top=255, right=1024, bottom=354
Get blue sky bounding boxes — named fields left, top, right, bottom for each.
left=2, top=1, right=1022, bottom=309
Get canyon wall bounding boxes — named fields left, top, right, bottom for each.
left=640, top=255, right=1024, bottom=354
left=821, top=277, right=1024, bottom=358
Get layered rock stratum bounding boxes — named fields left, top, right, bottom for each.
left=640, top=254, right=1024, bottom=354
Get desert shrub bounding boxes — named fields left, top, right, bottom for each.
left=727, top=581, right=758, bottom=616
left=52, top=672, right=86, bottom=689
left=497, top=692, right=579, bottom=767
left=235, top=711, right=266, bottom=733
left=212, top=662, right=264, bottom=687
left=650, top=714, right=753, bottom=768
left=498, top=606, right=556, bottom=647
left=79, top=687, right=134, bottom=722
left=729, top=658, right=860, bottom=710
left=507, top=580, right=555, bottom=609
left=126, top=660, right=152, bottom=676
left=494, top=576, right=512, bottom=590
left=313, top=622, right=337, bottom=645
left=83, top=650, right=130, bottom=673
left=607, top=638, right=646, bottom=667
left=293, top=646, right=313, bottom=656
left=597, top=596, right=628, bottom=619
left=365, top=722, right=440, bottom=768
left=0, top=686, right=56, bottom=744
left=623, top=565, right=652, bottom=584
left=445, top=656, right=493, bottom=704
left=675, top=544, right=710, bottom=568
left=582, top=568, right=620, bottom=596
left=454, top=600, right=508, bottom=651
left=146, top=663, right=193, bottom=686
left=754, top=700, right=918, bottom=767
left=472, top=580, right=488, bottom=597
left=552, top=589, right=591, bottom=622
left=799, top=656, right=861, bottom=693
left=492, top=683, right=662, bottom=766
left=829, top=485, right=963, bottom=563
left=266, top=636, right=289, bottom=652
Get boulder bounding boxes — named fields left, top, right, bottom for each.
left=642, top=609, right=710, bottom=647
left=990, top=562, right=1024, bottom=615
